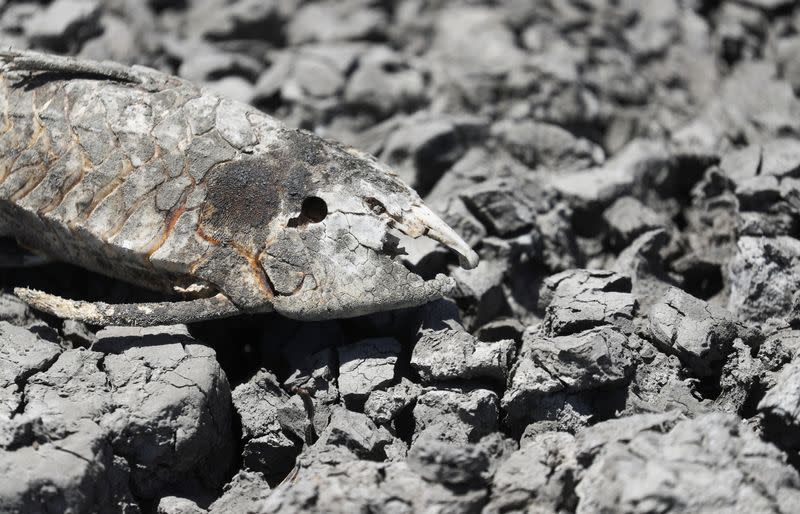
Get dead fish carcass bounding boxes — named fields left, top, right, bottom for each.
left=0, top=50, right=478, bottom=326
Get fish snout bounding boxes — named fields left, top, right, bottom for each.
left=396, top=204, right=479, bottom=270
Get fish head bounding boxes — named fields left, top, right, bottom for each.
left=257, top=130, right=479, bottom=320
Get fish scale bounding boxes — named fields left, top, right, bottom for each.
left=0, top=50, right=479, bottom=326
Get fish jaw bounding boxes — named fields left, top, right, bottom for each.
left=270, top=271, right=455, bottom=321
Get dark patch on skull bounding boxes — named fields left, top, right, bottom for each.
left=200, top=155, right=313, bottom=248
left=284, top=164, right=313, bottom=204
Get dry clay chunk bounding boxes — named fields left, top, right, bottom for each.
left=0, top=322, right=61, bottom=417
left=649, top=286, right=757, bottom=376
left=576, top=413, right=800, bottom=513
left=10, top=325, right=234, bottom=500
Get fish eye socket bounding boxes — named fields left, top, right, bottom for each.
left=300, top=196, right=328, bottom=223
left=365, top=197, right=386, bottom=215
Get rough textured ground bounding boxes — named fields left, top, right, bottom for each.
left=3, top=0, right=800, bottom=512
